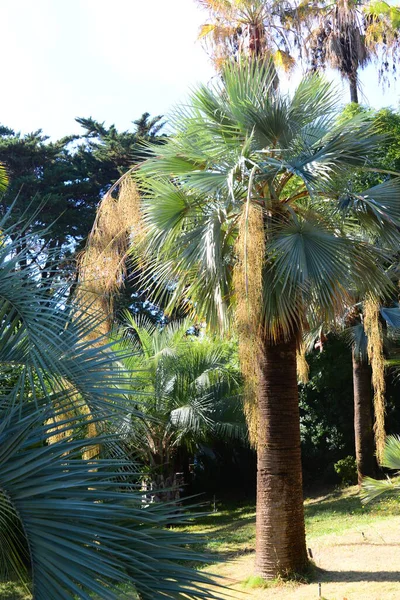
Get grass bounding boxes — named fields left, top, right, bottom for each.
left=4, top=486, right=400, bottom=599
left=171, top=486, right=400, bottom=599
left=174, top=485, right=400, bottom=562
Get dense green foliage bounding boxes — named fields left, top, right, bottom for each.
left=113, top=317, right=244, bottom=494
left=0, top=114, right=165, bottom=278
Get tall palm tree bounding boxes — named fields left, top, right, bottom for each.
left=291, top=0, right=400, bottom=103
left=0, top=226, right=221, bottom=599
left=114, top=316, right=244, bottom=497
left=134, top=60, right=400, bottom=578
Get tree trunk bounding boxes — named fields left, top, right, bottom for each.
left=352, top=348, right=376, bottom=485
left=349, top=76, right=358, bottom=103
left=255, top=334, right=308, bottom=579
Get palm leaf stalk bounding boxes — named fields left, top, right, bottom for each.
left=130, top=59, right=400, bottom=578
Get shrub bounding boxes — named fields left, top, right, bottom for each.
left=334, top=455, right=358, bottom=485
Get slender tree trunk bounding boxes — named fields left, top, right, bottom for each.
left=349, top=75, right=358, bottom=103
left=352, top=347, right=376, bottom=485
left=255, top=334, right=308, bottom=579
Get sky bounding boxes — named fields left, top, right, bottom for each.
left=1, top=0, right=400, bottom=140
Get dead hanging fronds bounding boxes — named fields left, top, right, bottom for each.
left=364, top=296, right=386, bottom=463
left=233, top=191, right=265, bottom=447
left=74, top=171, right=142, bottom=449
left=46, top=408, right=74, bottom=446
left=81, top=405, right=100, bottom=461
left=77, top=170, right=142, bottom=334
left=46, top=393, right=99, bottom=458
left=296, top=343, right=309, bottom=384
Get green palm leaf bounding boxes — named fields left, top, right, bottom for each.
left=0, top=405, right=222, bottom=599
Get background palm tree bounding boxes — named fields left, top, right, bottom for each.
left=291, top=0, right=400, bottom=103
left=197, top=1, right=400, bottom=102
left=114, top=316, right=244, bottom=499
left=307, top=300, right=400, bottom=485
left=133, top=59, right=400, bottom=578
left=197, top=0, right=296, bottom=70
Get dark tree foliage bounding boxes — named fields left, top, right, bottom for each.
left=0, top=114, right=165, bottom=279
left=299, top=334, right=400, bottom=485
left=299, top=335, right=355, bottom=484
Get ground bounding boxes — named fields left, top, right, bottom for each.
left=3, top=486, right=400, bottom=599
left=176, top=486, right=400, bottom=600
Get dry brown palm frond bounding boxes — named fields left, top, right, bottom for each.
left=233, top=195, right=265, bottom=446
left=81, top=405, right=100, bottom=460
left=296, top=343, right=310, bottom=384
left=46, top=409, right=74, bottom=445
left=45, top=390, right=100, bottom=458
left=76, top=171, right=142, bottom=334
left=196, top=0, right=275, bottom=67
left=364, top=296, right=386, bottom=462
left=309, top=0, right=369, bottom=87
left=273, top=49, right=296, bottom=73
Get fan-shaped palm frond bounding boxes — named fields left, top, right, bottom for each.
left=0, top=226, right=139, bottom=424
left=136, top=59, right=396, bottom=336
left=0, top=404, right=222, bottom=600
left=362, top=435, right=400, bottom=503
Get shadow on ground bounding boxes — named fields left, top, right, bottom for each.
left=316, top=566, right=400, bottom=583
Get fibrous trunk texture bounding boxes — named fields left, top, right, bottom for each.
left=352, top=348, right=376, bottom=485
left=364, top=297, right=386, bottom=462
left=255, top=334, right=308, bottom=578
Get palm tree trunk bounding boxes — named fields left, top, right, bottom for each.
left=349, top=75, right=358, bottom=103
left=352, top=348, right=376, bottom=485
left=255, top=334, right=308, bottom=578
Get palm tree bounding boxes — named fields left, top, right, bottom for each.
left=113, top=316, right=244, bottom=499
left=0, top=226, right=221, bottom=599
left=198, top=1, right=400, bottom=102
left=347, top=309, right=377, bottom=483
left=134, top=60, right=400, bottom=578
left=292, top=0, right=400, bottom=103
left=197, top=0, right=297, bottom=70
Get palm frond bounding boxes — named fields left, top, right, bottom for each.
left=0, top=405, right=222, bottom=599
left=362, top=436, right=400, bottom=504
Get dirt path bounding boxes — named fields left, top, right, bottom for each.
left=205, top=516, right=400, bottom=599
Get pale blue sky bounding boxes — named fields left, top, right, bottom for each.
left=1, top=0, right=399, bottom=139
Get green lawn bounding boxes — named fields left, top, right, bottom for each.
left=173, top=485, right=400, bottom=560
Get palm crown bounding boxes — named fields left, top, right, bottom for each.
left=114, top=317, right=244, bottom=482
left=137, top=59, right=399, bottom=338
